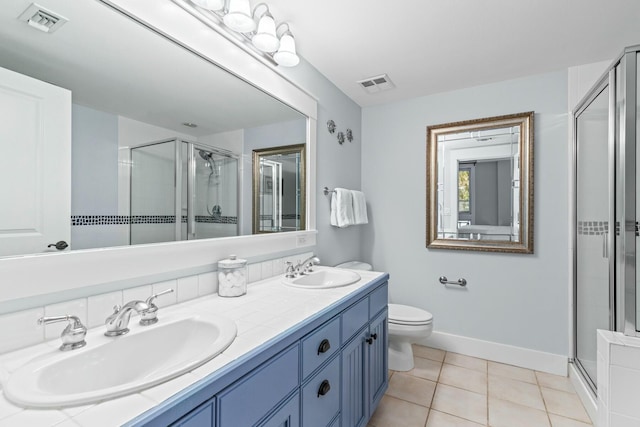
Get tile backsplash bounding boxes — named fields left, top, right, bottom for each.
left=0, top=252, right=312, bottom=355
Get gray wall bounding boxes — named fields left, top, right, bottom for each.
left=361, top=71, right=569, bottom=356
left=280, top=60, right=364, bottom=267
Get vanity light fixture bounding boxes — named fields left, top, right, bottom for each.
left=180, top=0, right=301, bottom=67
left=223, top=0, right=255, bottom=32
left=274, top=23, right=300, bottom=67
left=252, top=4, right=279, bottom=52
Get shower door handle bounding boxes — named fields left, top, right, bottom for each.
left=602, top=232, right=609, bottom=259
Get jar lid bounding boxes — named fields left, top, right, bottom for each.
left=218, top=254, right=247, bottom=268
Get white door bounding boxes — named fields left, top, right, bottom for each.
left=0, top=66, right=71, bottom=257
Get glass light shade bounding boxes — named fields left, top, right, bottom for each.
left=190, top=0, right=224, bottom=10
left=274, top=33, right=299, bottom=67
left=252, top=14, right=279, bottom=52
left=223, top=0, right=256, bottom=32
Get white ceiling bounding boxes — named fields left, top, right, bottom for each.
left=265, top=0, right=640, bottom=107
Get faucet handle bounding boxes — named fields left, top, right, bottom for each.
left=38, top=315, right=87, bottom=351
left=285, top=261, right=296, bottom=278
left=145, top=288, right=174, bottom=306
left=140, top=288, right=174, bottom=326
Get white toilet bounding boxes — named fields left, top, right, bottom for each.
left=335, top=261, right=434, bottom=371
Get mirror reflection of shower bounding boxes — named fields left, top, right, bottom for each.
left=198, top=149, right=222, bottom=219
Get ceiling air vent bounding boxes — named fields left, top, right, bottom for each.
left=19, top=3, right=68, bottom=34
left=357, top=74, right=395, bottom=94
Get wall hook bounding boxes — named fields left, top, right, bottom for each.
left=327, top=120, right=336, bottom=134
left=337, top=131, right=345, bottom=144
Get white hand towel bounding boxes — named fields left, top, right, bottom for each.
left=330, top=188, right=355, bottom=228
left=351, top=190, right=369, bottom=225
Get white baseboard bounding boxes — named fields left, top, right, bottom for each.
left=418, top=331, right=568, bottom=376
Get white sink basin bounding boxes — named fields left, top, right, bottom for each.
left=283, top=267, right=361, bottom=289
left=3, top=312, right=237, bottom=408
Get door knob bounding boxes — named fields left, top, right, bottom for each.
left=47, top=241, right=68, bottom=251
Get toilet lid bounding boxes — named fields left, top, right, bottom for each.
left=388, top=303, right=433, bottom=325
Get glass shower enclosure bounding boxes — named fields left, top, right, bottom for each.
left=129, top=138, right=239, bottom=245
left=573, top=44, right=640, bottom=393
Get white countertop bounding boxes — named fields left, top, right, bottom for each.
left=0, top=269, right=385, bottom=427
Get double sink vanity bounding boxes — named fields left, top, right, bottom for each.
left=0, top=267, right=389, bottom=427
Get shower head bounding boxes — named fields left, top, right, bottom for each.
left=199, top=150, right=212, bottom=161
left=198, top=150, right=220, bottom=177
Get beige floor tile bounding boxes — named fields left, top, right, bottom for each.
left=541, top=387, right=591, bottom=424
left=368, top=395, right=429, bottom=427
left=488, top=375, right=545, bottom=411
left=388, top=370, right=394, bottom=380
left=488, top=361, right=537, bottom=384
left=386, top=372, right=437, bottom=407
left=536, top=371, right=576, bottom=393
left=413, top=345, right=446, bottom=362
left=488, top=397, right=550, bottom=427
left=426, top=410, right=486, bottom=427
left=431, top=383, right=487, bottom=425
left=444, top=353, right=487, bottom=373
left=439, top=363, right=487, bottom=395
left=408, top=356, right=443, bottom=382
left=548, top=413, right=593, bottom=427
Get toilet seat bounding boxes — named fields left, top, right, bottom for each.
left=388, top=303, right=433, bottom=326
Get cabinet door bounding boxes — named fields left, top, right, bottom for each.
left=341, top=328, right=368, bottom=427
left=258, top=392, right=299, bottom=427
left=368, top=310, right=388, bottom=412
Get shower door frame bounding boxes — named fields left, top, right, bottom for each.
left=186, top=142, right=241, bottom=240
left=572, top=45, right=640, bottom=396
left=572, top=70, right=617, bottom=393
left=129, top=138, right=241, bottom=244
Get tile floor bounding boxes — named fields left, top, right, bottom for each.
left=368, top=345, right=593, bottom=427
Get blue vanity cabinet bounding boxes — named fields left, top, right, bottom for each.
left=170, top=398, right=215, bottom=427
left=341, top=287, right=389, bottom=427
left=128, top=277, right=389, bottom=427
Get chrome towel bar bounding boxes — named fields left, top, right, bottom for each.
left=439, top=276, right=467, bottom=287
left=323, top=187, right=336, bottom=196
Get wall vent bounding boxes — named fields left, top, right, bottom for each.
left=357, top=74, right=395, bottom=94
left=19, top=3, right=68, bottom=34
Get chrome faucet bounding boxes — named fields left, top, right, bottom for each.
left=104, top=289, right=174, bottom=336
left=38, top=315, right=87, bottom=351
left=295, top=256, right=321, bottom=275
left=104, top=300, right=151, bottom=337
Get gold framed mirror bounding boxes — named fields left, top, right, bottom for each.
left=253, top=144, right=306, bottom=233
left=426, top=111, right=534, bottom=253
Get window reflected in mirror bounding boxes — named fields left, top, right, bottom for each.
left=253, top=144, right=306, bottom=233
left=426, top=112, right=534, bottom=253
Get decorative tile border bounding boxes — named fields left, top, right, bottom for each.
left=577, top=220, right=608, bottom=236
left=71, top=215, right=237, bottom=226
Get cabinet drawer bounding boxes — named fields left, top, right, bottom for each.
left=369, top=283, right=388, bottom=319
left=302, top=356, right=340, bottom=427
left=301, top=316, right=340, bottom=379
left=218, top=344, right=299, bottom=427
left=341, top=297, right=368, bottom=344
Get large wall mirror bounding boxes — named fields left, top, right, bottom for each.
left=0, top=0, right=308, bottom=258
left=426, top=112, right=534, bottom=253
left=253, top=144, right=306, bottom=234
